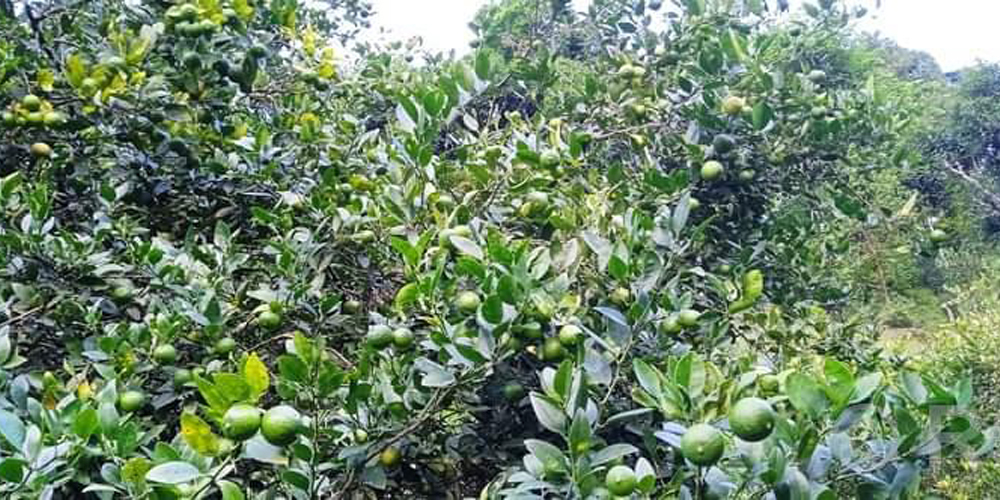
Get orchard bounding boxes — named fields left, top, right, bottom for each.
left=0, top=0, right=998, bottom=499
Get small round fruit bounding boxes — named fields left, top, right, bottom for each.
left=2, top=111, right=15, bottom=126
left=722, top=95, right=746, bottom=116
left=22, top=94, right=42, bottom=111
left=502, top=382, right=526, bottom=402
left=718, top=264, right=733, bottom=274
left=118, top=390, right=146, bottom=413
left=223, top=404, right=262, bottom=440
left=354, top=429, right=369, bottom=443
left=367, top=325, right=393, bottom=349
left=678, top=309, right=701, bottom=328
left=518, top=322, right=544, bottom=340
left=610, top=287, right=631, bottom=306
left=42, top=111, right=66, bottom=128
left=182, top=51, right=202, bottom=71
left=929, top=229, right=949, bottom=244
left=214, top=336, right=237, bottom=355
left=739, top=169, right=755, bottom=183
left=455, top=291, right=481, bottom=314
left=257, top=310, right=282, bottom=330
left=701, top=161, right=725, bottom=181
left=688, top=197, right=701, bottom=210
left=526, top=191, right=550, bottom=209
left=111, top=285, right=131, bottom=301
left=659, top=316, right=682, bottom=335
left=542, top=337, right=566, bottom=362
left=807, top=69, right=827, bottom=83
left=343, top=299, right=362, bottom=314
left=260, top=406, right=302, bottom=446
left=392, top=327, right=415, bottom=350
left=605, top=465, right=637, bottom=496
left=729, top=397, right=777, bottom=442
left=380, top=446, right=402, bottom=467
left=153, top=344, right=178, bottom=365
left=30, top=142, right=53, bottom=158
left=759, top=374, right=780, bottom=393
left=173, top=368, right=193, bottom=387
left=558, top=324, right=582, bottom=347
left=712, top=134, right=737, bottom=154
left=680, top=423, right=725, bottom=466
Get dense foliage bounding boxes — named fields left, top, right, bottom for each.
left=0, top=0, right=997, bottom=499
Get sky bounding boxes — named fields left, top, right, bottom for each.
left=364, top=0, right=1000, bottom=71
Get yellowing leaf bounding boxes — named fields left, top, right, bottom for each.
left=243, top=352, right=270, bottom=401
left=121, top=457, right=151, bottom=485
left=233, top=0, right=254, bottom=21
left=37, top=69, right=55, bottom=92
left=180, top=412, right=221, bottom=456
left=65, top=54, right=87, bottom=87
left=302, top=24, right=317, bottom=57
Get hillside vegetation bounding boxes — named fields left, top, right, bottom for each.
left=1, top=0, right=999, bottom=498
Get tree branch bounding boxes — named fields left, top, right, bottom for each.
left=943, top=161, right=1000, bottom=213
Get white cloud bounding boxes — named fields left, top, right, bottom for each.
left=365, top=0, right=998, bottom=70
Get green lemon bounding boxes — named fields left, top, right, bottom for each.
left=738, top=169, right=755, bottom=183
left=118, top=390, right=146, bottom=413
left=659, top=316, right=682, bottom=335
left=558, top=324, right=582, bottom=347
left=688, top=197, right=701, bottom=210
left=30, top=142, right=53, bottom=158
left=257, top=310, right=282, bottom=330
left=701, top=161, right=725, bottom=182
left=712, top=134, right=737, bottom=154
left=542, top=337, right=566, bottom=362
left=43, top=111, right=67, bottom=128
left=929, top=229, right=949, bottom=244
left=343, top=299, right=362, bottom=314
left=729, top=397, right=776, bottom=442
left=605, top=465, right=637, bottom=496
left=680, top=424, right=725, bottom=466
left=223, top=404, right=262, bottom=440
left=610, top=287, right=631, bottom=306
left=367, top=325, right=393, bottom=349
left=153, top=344, right=178, bottom=365
left=392, top=327, right=415, bottom=350
left=678, top=309, right=701, bottom=328
left=517, top=322, right=544, bottom=340
left=455, top=291, right=481, bottom=314
left=173, top=368, right=193, bottom=388
left=722, top=95, right=746, bottom=116
left=22, top=94, right=42, bottom=111
left=502, top=382, right=526, bottom=402
left=380, top=446, right=402, bottom=467
left=214, top=336, right=237, bottom=355
left=759, top=374, right=780, bottom=394
left=260, top=405, right=302, bottom=446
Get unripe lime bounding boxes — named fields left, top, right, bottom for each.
left=541, top=337, right=566, bottom=362
left=260, top=405, right=302, bottom=447
left=257, top=310, right=282, bottom=330
left=367, top=325, right=393, bottom=349
left=380, top=446, right=402, bottom=467
left=392, top=327, right=415, bottom=350
left=30, top=142, right=53, bottom=158
left=558, top=324, right=582, bottom=347
left=42, top=111, right=67, bottom=128
left=659, top=316, right=682, bottom=335
left=173, top=368, right=193, bottom=387
left=153, top=344, right=178, bottom=365
left=223, top=403, right=262, bottom=441
left=680, top=423, right=725, bottom=466
left=22, top=94, right=42, bottom=111
left=118, top=390, right=146, bottom=413
left=214, top=336, right=237, bottom=355
left=678, top=309, right=701, bottom=328
left=712, top=134, right=737, bottom=154
left=605, top=465, right=637, bottom=496
left=729, top=397, right=776, bottom=442
left=455, top=291, right=481, bottom=314
left=502, top=382, right=526, bottom=402
left=929, top=229, right=949, bottom=244
left=722, top=95, right=746, bottom=116
left=610, top=287, right=631, bottom=306
left=739, top=169, right=755, bottom=183
left=701, top=161, right=725, bottom=181
left=343, top=299, right=362, bottom=314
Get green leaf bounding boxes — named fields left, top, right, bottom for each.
left=633, top=359, right=662, bottom=398
left=72, top=407, right=99, bottom=439
left=568, top=411, right=592, bottom=456
left=786, top=373, right=829, bottom=419
left=0, top=458, right=25, bottom=483
left=219, top=480, right=246, bottom=500
left=213, top=373, right=251, bottom=404
left=414, top=358, right=456, bottom=388
left=823, top=358, right=855, bottom=407
left=752, top=101, right=773, bottom=130
left=145, top=461, right=200, bottom=485
left=243, top=353, right=270, bottom=402
left=0, top=410, right=25, bottom=449
left=475, top=50, right=491, bottom=80
left=530, top=393, right=567, bottom=435
left=277, top=354, right=309, bottom=383
left=590, top=443, right=638, bottom=466
left=394, top=282, right=420, bottom=310
left=449, top=236, right=484, bottom=260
